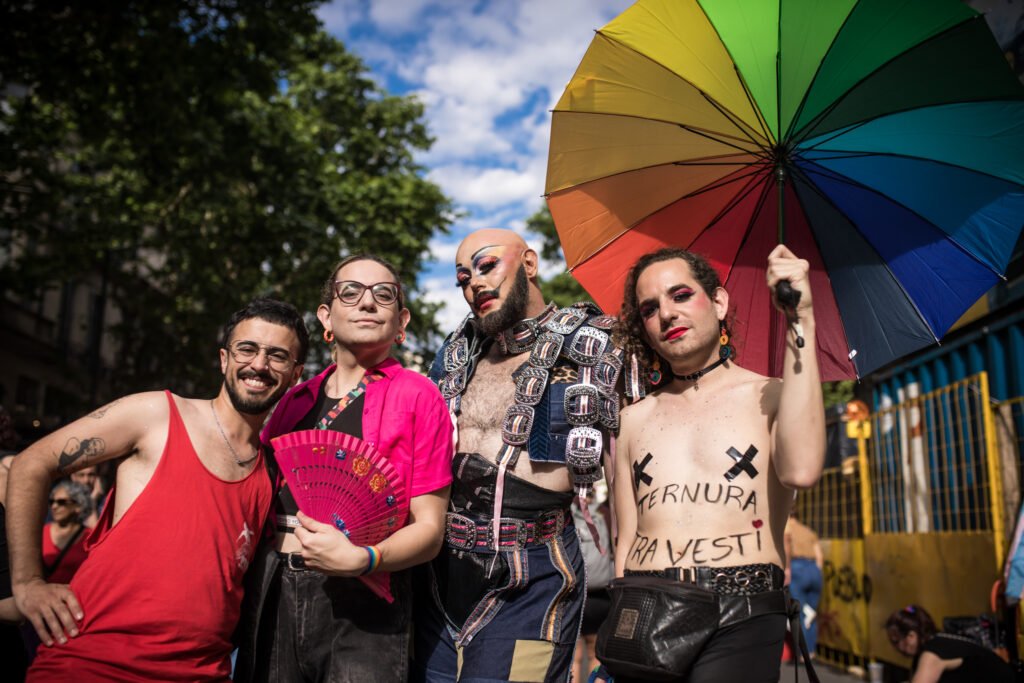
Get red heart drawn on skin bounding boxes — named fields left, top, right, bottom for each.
left=752, top=519, right=763, bottom=528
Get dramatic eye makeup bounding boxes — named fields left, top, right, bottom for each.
left=638, top=299, right=658, bottom=319
left=670, top=286, right=694, bottom=302
left=455, top=245, right=507, bottom=288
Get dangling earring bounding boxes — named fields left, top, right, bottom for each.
left=395, top=330, right=406, bottom=344
left=650, top=356, right=662, bottom=384
left=323, top=329, right=334, bottom=343
left=719, top=327, right=731, bottom=360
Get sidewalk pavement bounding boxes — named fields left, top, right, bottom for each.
left=780, top=659, right=870, bottom=682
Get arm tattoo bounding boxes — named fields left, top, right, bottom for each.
left=87, top=398, right=122, bottom=419
left=56, top=437, right=106, bottom=474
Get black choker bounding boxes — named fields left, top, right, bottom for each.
left=672, top=356, right=727, bottom=388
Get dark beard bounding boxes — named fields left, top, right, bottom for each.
left=478, top=264, right=529, bottom=336
left=224, top=371, right=290, bottom=415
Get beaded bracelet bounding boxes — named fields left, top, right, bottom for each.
left=361, top=545, right=381, bottom=575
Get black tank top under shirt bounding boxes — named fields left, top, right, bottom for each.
left=274, top=379, right=364, bottom=518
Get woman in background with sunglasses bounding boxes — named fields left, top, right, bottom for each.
left=41, top=479, right=93, bottom=586
left=234, top=254, right=454, bottom=683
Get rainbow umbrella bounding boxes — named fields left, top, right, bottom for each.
left=545, top=0, right=1024, bottom=380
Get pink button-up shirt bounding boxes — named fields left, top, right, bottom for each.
left=261, top=358, right=454, bottom=498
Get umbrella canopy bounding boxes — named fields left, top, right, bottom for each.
left=545, top=0, right=1024, bottom=380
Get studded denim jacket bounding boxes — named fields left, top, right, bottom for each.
left=428, top=303, right=621, bottom=470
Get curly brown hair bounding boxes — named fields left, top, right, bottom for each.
left=320, top=254, right=405, bottom=309
left=612, top=247, right=733, bottom=393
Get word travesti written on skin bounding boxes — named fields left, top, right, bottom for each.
left=635, top=482, right=757, bottom=516
left=628, top=527, right=763, bottom=567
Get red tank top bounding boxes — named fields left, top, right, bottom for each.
left=29, top=391, right=273, bottom=682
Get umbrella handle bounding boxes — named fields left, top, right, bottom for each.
left=775, top=280, right=805, bottom=349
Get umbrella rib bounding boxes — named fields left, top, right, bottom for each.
left=563, top=166, right=772, bottom=267
left=782, top=2, right=862, bottom=143
left=678, top=163, right=773, bottom=204
left=676, top=123, right=772, bottom=156
left=796, top=158, right=1010, bottom=279
left=728, top=65, right=774, bottom=147
left=788, top=14, right=981, bottom=147
left=789, top=163, right=940, bottom=348
left=587, top=29, right=772, bottom=150
left=699, top=168, right=775, bottom=237
left=798, top=147, right=1024, bottom=204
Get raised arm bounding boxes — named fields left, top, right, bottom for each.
left=6, top=392, right=165, bottom=645
left=766, top=244, right=825, bottom=489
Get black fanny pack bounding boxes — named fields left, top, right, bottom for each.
left=596, top=572, right=820, bottom=682
left=596, top=575, right=718, bottom=681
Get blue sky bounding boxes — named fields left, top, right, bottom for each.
left=316, top=0, right=629, bottom=332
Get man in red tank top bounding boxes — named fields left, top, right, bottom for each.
left=6, top=298, right=309, bottom=682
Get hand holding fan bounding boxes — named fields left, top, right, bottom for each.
left=271, top=429, right=409, bottom=601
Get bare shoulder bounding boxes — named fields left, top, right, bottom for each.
left=42, top=391, right=171, bottom=476
left=722, top=366, right=781, bottom=414
left=621, top=392, right=661, bottom=423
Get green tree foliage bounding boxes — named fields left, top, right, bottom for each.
left=526, top=204, right=594, bottom=310
left=1, top=3, right=453, bottom=395
left=822, top=380, right=856, bottom=410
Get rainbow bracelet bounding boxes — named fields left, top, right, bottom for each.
left=361, top=545, right=381, bottom=575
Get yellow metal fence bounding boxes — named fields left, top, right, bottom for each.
left=796, top=372, right=1016, bottom=669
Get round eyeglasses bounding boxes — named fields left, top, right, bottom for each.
left=333, top=280, right=401, bottom=307
left=227, top=341, right=297, bottom=370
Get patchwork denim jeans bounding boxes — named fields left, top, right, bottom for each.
left=411, top=524, right=586, bottom=683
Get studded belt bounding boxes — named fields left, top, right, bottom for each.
left=624, top=563, right=784, bottom=596
left=445, top=509, right=570, bottom=551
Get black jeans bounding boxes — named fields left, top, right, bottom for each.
left=250, top=562, right=411, bottom=683
left=616, top=612, right=787, bottom=683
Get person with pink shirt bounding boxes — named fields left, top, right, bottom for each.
left=234, top=254, right=454, bottom=683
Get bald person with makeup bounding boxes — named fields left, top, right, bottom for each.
left=412, top=229, right=622, bottom=683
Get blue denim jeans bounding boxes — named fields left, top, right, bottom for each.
left=788, top=558, right=823, bottom=654
left=411, top=525, right=585, bottom=683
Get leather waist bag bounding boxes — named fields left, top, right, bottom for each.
left=596, top=575, right=718, bottom=681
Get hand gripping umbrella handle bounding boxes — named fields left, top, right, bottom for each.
left=775, top=280, right=805, bottom=349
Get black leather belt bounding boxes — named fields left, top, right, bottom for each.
left=278, top=552, right=308, bottom=571
left=624, top=563, right=784, bottom=596
left=445, top=509, right=570, bottom=551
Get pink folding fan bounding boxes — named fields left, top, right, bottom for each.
left=270, top=429, right=409, bottom=602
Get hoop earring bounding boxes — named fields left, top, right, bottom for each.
left=395, top=330, right=406, bottom=344
left=719, top=327, right=731, bottom=360
left=649, top=356, right=662, bottom=384
left=323, top=329, right=334, bottom=343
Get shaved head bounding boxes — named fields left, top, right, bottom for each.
left=453, top=228, right=546, bottom=331
left=456, top=228, right=528, bottom=264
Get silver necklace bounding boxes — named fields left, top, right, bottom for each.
left=210, top=400, right=258, bottom=466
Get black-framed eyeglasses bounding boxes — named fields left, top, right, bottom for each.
left=333, top=280, right=401, bottom=307
left=49, top=498, right=73, bottom=507
left=227, top=340, right=297, bottom=370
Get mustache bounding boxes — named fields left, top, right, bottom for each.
left=473, top=280, right=505, bottom=308
left=238, top=369, right=274, bottom=383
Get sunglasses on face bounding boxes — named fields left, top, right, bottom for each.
left=49, top=498, right=74, bottom=507
left=333, top=280, right=401, bottom=307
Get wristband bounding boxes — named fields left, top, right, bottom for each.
left=361, top=545, right=381, bottom=575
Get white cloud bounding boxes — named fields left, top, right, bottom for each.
left=321, top=0, right=628, bottom=308
left=419, top=275, right=470, bottom=334
left=367, top=0, right=435, bottom=34
left=428, top=163, right=543, bottom=209
left=316, top=0, right=363, bottom=35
